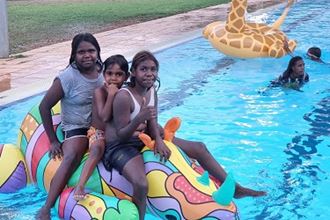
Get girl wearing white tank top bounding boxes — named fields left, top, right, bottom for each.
left=110, top=51, right=266, bottom=220
left=110, top=51, right=169, bottom=220
left=119, top=86, right=155, bottom=121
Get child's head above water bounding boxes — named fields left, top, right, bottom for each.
left=103, top=54, right=129, bottom=88
left=307, top=47, right=322, bottom=61
left=285, top=56, right=305, bottom=77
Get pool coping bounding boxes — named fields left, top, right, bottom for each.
left=0, top=0, right=286, bottom=108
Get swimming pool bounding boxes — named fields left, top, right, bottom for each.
left=1, top=0, right=330, bottom=219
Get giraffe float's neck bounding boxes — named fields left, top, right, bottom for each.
left=225, top=0, right=247, bottom=33
left=272, top=0, right=293, bottom=30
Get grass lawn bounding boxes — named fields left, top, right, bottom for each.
left=8, top=0, right=230, bottom=54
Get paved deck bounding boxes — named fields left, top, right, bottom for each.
left=0, top=0, right=283, bottom=106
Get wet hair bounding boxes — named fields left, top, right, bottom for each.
left=282, top=56, right=303, bottom=79
left=103, top=54, right=129, bottom=77
left=69, top=33, right=102, bottom=68
left=129, top=50, right=160, bottom=90
left=307, top=47, right=321, bottom=59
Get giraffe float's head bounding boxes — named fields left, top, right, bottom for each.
left=226, top=0, right=247, bottom=33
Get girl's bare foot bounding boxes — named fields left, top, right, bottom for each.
left=73, top=185, right=86, bottom=201
left=36, top=206, right=51, bottom=220
left=234, top=185, right=267, bottom=199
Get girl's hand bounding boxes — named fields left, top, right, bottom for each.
left=105, top=82, right=119, bottom=96
left=136, top=123, right=147, bottom=132
left=283, top=39, right=293, bottom=56
left=137, top=98, right=156, bottom=123
left=154, top=139, right=171, bottom=162
left=49, top=140, right=63, bottom=160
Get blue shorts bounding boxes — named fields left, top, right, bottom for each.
left=102, top=137, right=145, bottom=174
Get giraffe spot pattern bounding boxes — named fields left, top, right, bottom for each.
left=243, top=37, right=253, bottom=48
left=229, top=40, right=241, bottom=49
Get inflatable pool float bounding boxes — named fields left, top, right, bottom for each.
left=203, top=0, right=296, bottom=58
left=0, top=143, right=29, bottom=193
left=0, top=102, right=239, bottom=219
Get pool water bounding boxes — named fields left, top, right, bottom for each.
left=1, top=0, right=330, bottom=219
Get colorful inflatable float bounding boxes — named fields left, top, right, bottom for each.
left=203, top=0, right=296, bottom=58
left=0, top=143, right=29, bottom=193
left=0, top=102, right=239, bottom=219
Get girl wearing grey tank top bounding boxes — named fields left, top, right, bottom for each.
left=37, top=33, right=103, bottom=220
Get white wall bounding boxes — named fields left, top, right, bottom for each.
left=0, top=0, right=9, bottom=58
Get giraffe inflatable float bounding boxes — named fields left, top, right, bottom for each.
left=203, top=0, right=296, bottom=58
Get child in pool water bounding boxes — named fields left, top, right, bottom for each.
left=271, top=56, right=309, bottom=90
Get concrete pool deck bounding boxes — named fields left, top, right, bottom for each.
left=0, top=0, right=284, bottom=106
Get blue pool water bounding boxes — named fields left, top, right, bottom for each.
left=1, top=0, right=330, bottom=219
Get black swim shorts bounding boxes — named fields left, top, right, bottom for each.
left=64, top=128, right=88, bottom=140
left=102, top=137, right=145, bottom=174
